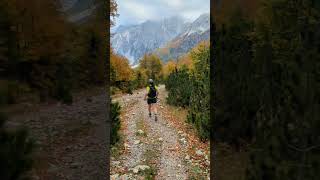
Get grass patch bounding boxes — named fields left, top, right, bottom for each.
left=140, top=166, right=157, bottom=180
left=135, top=131, right=147, bottom=137
left=188, top=164, right=207, bottom=180
left=135, top=118, right=147, bottom=137
left=167, top=105, right=188, bottom=122
left=111, top=132, right=125, bottom=159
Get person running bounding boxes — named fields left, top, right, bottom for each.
left=144, top=79, right=158, bottom=121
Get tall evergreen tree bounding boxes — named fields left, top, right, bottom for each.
left=247, top=0, right=320, bottom=179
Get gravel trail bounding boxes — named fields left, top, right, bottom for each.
left=5, top=87, right=108, bottom=180
left=111, top=85, right=188, bottom=180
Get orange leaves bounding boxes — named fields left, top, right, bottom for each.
left=162, top=60, right=177, bottom=78
left=159, top=101, right=210, bottom=170
left=190, top=40, right=210, bottom=53
left=177, top=54, right=194, bottom=70
left=110, top=51, right=134, bottom=82
left=5, top=0, right=69, bottom=61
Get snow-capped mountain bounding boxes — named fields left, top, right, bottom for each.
left=181, top=13, right=210, bottom=36
left=111, top=16, right=187, bottom=65
left=155, top=13, right=210, bottom=62
left=111, top=13, right=210, bottom=65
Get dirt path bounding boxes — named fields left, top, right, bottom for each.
left=5, top=87, right=108, bottom=180
left=111, top=85, right=210, bottom=180
left=4, top=85, right=209, bottom=179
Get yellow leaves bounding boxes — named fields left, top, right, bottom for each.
left=110, top=51, right=134, bottom=82
left=139, top=54, right=163, bottom=80
left=162, top=60, right=177, bottom=78
left=5, top=0, right=69, bottom=61
left=177, top=54, right=194, bottom=70
left=190, top=40, right=210, bottom=54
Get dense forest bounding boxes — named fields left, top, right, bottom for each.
left=0, top=0, right=106, bottom=105
left=0, top=0, right=106, bottom=179
left=213, top=0, right=320, bottom=179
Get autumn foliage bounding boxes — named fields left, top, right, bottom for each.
left=110, top=51, right=134, bottom=83
left=165, top=41, right=210, bottom=140
left=0, top=0, right=106, bottom=104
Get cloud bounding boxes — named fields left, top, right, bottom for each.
left=120, top=1, right=158, bottom=22
left=114, top=0, right=210, bottom=27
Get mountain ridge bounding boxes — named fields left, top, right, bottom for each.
left=154, top=13, right=210, bottom=62
left=111, top=15, right=188, bottom=65
left=111, top=13, right=210, bottom=65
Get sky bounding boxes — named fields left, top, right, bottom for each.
left=112, top=0, right=210, bottom=29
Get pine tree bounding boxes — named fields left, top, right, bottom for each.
left=187, top=42, right=210, bottom=140
left=247, top=0, right=320, bottom=179
left=213, top=8, right=257, bottom=148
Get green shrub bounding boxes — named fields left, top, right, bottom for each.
left=213, top=0, right=320, bottom=179
left=165, top=66, right=192, bottom=107
left=213, top=13, right=256, bottom=148
left=165, top=44, right=210, bottom=141
left=0, top=112, right=35, bottom=180
left=187, top=44, right=210, bottom=140
left=110, top=101, right=121, bottom=146
left=245, top=1, right=320, bottom=179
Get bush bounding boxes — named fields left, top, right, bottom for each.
left=187, top=43, right=210, bottom=140
left=110, top=101, right=121, bottom=146
left=110, top=86, right=121, bottom=95
left=165, top=66, right=192, bottom=107
left=213, top=14, right=256, bottom=149
left=0, top=112, right=35, bottom=180
left=245, top=1, right=320, bottom=179
left=213, top=1, right=320, bottom=179
left=165, top=43, right=210, bottom=141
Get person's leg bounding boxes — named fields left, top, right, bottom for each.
left=154, top=103, right=158, bottom=115
left=148, top=103, right=152, bottom=117
left=154, top=103, right=158, bottom=121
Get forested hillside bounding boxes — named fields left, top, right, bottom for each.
left=0, top=0, right=107, bottom=179
left=0, top=0, right=106, bottom=105
left=213, top=0, right=320, bottom=179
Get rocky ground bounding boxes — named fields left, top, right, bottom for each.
left=111, top=85, right=210, bottom=180
left=4, top=87, right=108, bottom=180
left=3, top=85, right=210, bottom=180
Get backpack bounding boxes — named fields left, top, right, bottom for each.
left=147, top=85, right=157, bottom=99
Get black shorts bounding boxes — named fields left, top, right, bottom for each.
left=147, top=98, right=157, bottom=104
